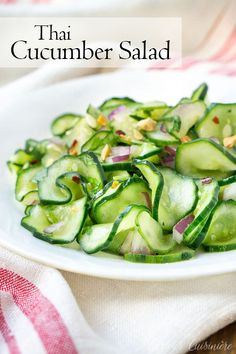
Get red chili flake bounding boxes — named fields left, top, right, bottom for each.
left=72, top=175, right=80, bottom=184
left=69, top=139, right=78, bottom=155
left=116, top=130, right=126, bottom=136
left=71, top=139, right=78, bottom=148
left=31, top=160, right=39, bottom=165
left=212, top=116, right=219, bottom=124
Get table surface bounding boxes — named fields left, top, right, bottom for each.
left=187, top=322, right=236, bottom=354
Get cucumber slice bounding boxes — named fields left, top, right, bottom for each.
left=114, top=204, right=150, bottom=235
left=9, top=149, right=36, bottom=166
left=25, top=139, right=46, bottom=159
left=21, top=197, right=87, bottom=244
left=25, top=205, right=33, bottom=216
left=80, top=204, right=149, bottom=253
left=42, top=140, right=67, bottom=167
left=41, top=150, right=64, bottom=168
left=219, top=174, right=236, bottom=200
left=22, top=191, right=39, bottom=206
left=145, top=122, right=180, bottom=145
left=176, top=139, right=236, bottom=179
left=119, top=230, right=135, bottom=255
left=218, top=174, right=236, bottom=186
left=183, top=179, right=219, bottom=249
left=134, top=159, right=163, bottom=220
left=79, top=223, right=114, bottom=254
left=92, top=177, right=151, bottom=223
left=51, top=113, right=81, bottom=136
left=195, top=103, right=236, bottom=142
left=105, top=170, right=130, bottom=182
left=92, top=179, right=121, bottom=205
left=106, top=226, right=153, bottom=256
left=86, top=104, right=102, bottom=119
left=162, top=101, right=206, bottom=138
left=202, top=201, right=236, bottom=252
left=24, top=138, right=67, bottom=168
left=221, top=180, right=236, bottom=201
left=109, top=228, right=153, bottom=256
left=7, top=161, right=22, bottom=175
left=203, top=242, right=236, bottom=252
left=130, top=101, right=169, bottom=120
left=161, top=116, right=181, bottom=136
left=130, top=143, right=161, bottom=160
left=102, top=161, right=133, bottom=172
left=124, top=246, right=195, bottom=263
left=110, top=108, right=139, bottom=139
left=106, top=229, right=131, bottom=255
left=38, top=152, right=105, bottom=204
left=63, top=118, right=94, bottom=153
left=81, top=130, right=115, bottom=152
left=158, top=168, right=197, bottom=231
left=15, top=165, right=42, bottom=202
left=191, top=83, right=208, bottom=101
left=128, top=228, right=152, bottom=255
left=135, top=210, right=176, bottom=253
left=99, top=97, right=138, bottom=115
left=56, top=172, right=86, bottom=201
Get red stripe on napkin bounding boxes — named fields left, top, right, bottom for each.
left=0, top=268, right=78, bottom=354
left=210, top=27, right=236, bottom=61
left=0, top=305, right=21, bottom=354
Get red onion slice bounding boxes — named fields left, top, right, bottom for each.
left=108, top=105, right=126, bottom=120
left=105, top=146, right=131, bottom=163
left=164, top=146, right=177, bottom=156
left=111, top=146, right=131, bottom=156
left=173, top=215, right=194, bottom=243
left=161, top=155, right=175, bottom=168
left=43, top=221, right=64, bottom=234
left=112, top=155, right=130, bottom=163
left=201, top=177, right=212, bottom=185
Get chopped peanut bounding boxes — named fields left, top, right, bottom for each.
left=181, top=135, right=191, bottom=143
left=136, top=118, right=156, bottom=132
left=101, top=144, right=112, bottom=161
left=111, top=180, right=120, bottom=189
left=69, top=139, right=79, bottom=155
left=223, top=135, right=236, bottom=149
left=133, top=129, right=144, bottom=140
left=97, top=114, right=108, bottom=126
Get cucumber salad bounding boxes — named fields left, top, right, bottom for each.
left=7, top=83, right=236, bottom=263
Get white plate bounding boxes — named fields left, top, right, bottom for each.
left=0, top=69, right=235, bottom=281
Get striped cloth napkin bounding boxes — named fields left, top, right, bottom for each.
left=0, top=5, right=236, bottom=354
left=0, top=247, right=116, bottom=354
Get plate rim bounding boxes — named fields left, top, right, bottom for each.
left=1, top=230, right=236, bottom=281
